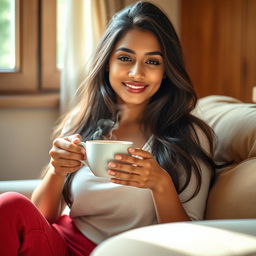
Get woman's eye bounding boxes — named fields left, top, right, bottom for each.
left=146, top=59, right=160, bottom=65
left=117, top=56, right=132, bottom=62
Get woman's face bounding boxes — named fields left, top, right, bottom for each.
left=108, top=29, right=165, bottom=106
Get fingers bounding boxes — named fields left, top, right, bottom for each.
left=51, top=157, right=82, bottom=169
left=108, top=169, right=140, bottom=181
left=49, top=134, right=86, bottom=176
left=108, top=170, right=149, bottom=188
left=107, top=148, right=158, bottom=188
left=110, top=148, right=152, bottom=168
left=108, top=148, right=154, bottom=176
left=49, top=146, right=84, bottom=161
left=53, top=135, right=84, bottom=154
left=63, top=133, right=82, bottom=143
left=108, top=161, right=143, bottom=176
left=50, top=147, right=84, bottom=169
left=107, top=149, right=153, bottom=179
left=128, top=147, right=152, bottom=159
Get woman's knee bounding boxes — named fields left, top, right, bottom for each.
left=0, top=192, right=32, bottom=215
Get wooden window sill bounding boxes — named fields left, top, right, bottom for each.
left=0, top=93, right=59, bottom=108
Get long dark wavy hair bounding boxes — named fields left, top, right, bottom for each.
left=51, top=1, right=215, bottom=207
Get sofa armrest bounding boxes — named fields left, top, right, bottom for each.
left=0, top=179, right=41, bottom=199
left=92, top=220, right=256, bottom=256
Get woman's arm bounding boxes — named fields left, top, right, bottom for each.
left=31, top=134, right=85, bottom=223
left=150, top=170, right=191, bottom=223
left=31, top=166, right=66, bottom=223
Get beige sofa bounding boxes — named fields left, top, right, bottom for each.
left=91, top=95, right=256, bottom=255
left=196, top=95, right=256, bottom=220
left=1, top=95, right=256, bottom=255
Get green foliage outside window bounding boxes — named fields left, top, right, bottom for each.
left=0, top=0, right=15, bottom=70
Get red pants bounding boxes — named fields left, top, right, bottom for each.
left=0, top=192, right=96, bottom=256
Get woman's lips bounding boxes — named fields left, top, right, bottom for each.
left=122, top=82, right=148, bottom=93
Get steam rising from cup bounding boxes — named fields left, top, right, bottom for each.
left=92, top=118, right=119, bottom=140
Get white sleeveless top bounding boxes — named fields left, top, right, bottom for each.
left=69, top=135, right=211, bottom=244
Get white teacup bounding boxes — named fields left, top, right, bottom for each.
left=79, top=140, right=133, bottom=178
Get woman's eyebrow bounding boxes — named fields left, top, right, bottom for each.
left=115, top=47, right=163, bottom=57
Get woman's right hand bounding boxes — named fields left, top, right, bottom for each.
left=49, top=134, right=86, bottom=176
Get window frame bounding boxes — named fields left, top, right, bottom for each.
left=0, top=0, right=60, bottom=108
left=0, top=0, right=39, bottom=93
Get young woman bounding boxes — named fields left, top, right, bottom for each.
left=0, top=1, right=215, bottom=255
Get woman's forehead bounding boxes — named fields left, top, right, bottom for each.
left=113, top=28, right=162, bottom=53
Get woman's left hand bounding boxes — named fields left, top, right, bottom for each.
left=107, top=147, right=171, bottom=192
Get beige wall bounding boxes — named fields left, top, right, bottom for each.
left=0, top=108, right=59, bottom=180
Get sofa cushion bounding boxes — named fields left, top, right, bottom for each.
left=195, top=95, right=256, bottom=164
left=91, top=220, right=256, bottom=256
left=205, top=158, right=256, bottom=219
left=0, top=179, right=41, bottom=199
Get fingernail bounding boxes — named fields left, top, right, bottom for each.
left=108, top=170, right=116, bottom=176
left=129, top=148, right=135, bottom=153
left=108, top=162, right=116, bottom=168
left=115, top=155, right=122, bottom=160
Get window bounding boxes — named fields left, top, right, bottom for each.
left=0, top=0, right=60, bottom=107
left=0, top=0, right=17, bottom=71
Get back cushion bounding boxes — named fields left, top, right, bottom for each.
left=194, top=95, right=256, bottom=164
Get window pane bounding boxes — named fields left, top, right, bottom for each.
left=0, top=0, right=16, bottom=71
left=57, top=0, right=67, bottom=69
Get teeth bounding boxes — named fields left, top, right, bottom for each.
left=125, top=83, right=145, bottom=89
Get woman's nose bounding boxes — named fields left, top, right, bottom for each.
left=128, top=63, right=145, bottom=80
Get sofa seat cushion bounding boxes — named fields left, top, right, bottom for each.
left=195, top=95, right=256, bottom=164
left=91, top=220, right=256, bottom=256
left=205, top=158, right=256, bottom=219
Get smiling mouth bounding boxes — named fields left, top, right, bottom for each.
left=122, top=82, right=148, bottom=91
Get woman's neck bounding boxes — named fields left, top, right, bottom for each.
left=113, top=105, right=149, bottom=148
left=118, top=103, right=146, bottom=126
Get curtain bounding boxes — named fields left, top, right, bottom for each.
left=60, top=0, right=125, bottom=113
